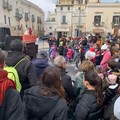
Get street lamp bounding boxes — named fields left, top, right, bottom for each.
left=78, top=0, right=82, bottom=37
left=71, top=0, right=74, bottom=38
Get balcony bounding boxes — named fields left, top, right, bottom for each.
left=25, top=13, right=29, bottom=21
left=3, top=1, right=12, bottom=11
left=111, top=22, right=120, bottom=28
left=93, top=22, right=104, bottom=27
left=2, top=1, right=8, bottom=9
left=31, top=15, right=35, bottom=23
left=61, top=22, right=67, bottom=24
left=15, top=12, right=23, bottom=21
left=7, top=4, right=12, bottom=11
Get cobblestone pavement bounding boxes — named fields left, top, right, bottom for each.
left=38, top=40, right=77, bottom=81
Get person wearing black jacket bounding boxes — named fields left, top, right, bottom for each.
left=24, top=66, right=68, bottom=120
left=54, top=56, right=77, bottom=100
left=74, top=71, right=104, bottom=120
left=6, top=39, right=37, bottom=98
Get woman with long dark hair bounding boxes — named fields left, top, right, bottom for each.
left=24, top=66, right=68, bottom=120
left=74, top=70, right=104, bottom=120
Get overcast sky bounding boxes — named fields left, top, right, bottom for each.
left=28, top=0, right=119, bottom=19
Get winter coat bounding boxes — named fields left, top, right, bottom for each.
left=24, top=86, right=68, bottom=120
left=67, top=48, right=73, bottom=59
left=114, top=96, right=120, bottom=120
left=74, top=90, right=102, bottom=120
left=0, top=88, right=25, bottom=120
left=58, top=46, right=64, bottom=56
left=32, top=58, right=50, bottom=78
left=74, top=72, right=85, bottom=97
left=100, top=50, right=111, bottom=71
left=103, top=85, right=119, bottom=120
left=6, top=51, right=37, bottom=98
left=56, top=66, right=75, bottom=99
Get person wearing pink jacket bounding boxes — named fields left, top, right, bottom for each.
left=100, top=44, right=111, bottom=71
left=67, top=45, right=74, bottom=62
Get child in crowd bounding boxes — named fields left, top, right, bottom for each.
left=67, top=45, right=74, bottom=62
left=50, top=42, right=58, bottom=59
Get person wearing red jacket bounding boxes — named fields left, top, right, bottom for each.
left=0, top=50, right=24, bottom=120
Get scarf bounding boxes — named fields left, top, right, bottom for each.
left=0, top=70, right=16, bottom=106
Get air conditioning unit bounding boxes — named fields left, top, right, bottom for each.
left=2, top=1, right=8, bottom=9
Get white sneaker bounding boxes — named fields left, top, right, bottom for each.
left=75, top=67, right=78, bottom=70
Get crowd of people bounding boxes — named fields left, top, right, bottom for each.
left=0, top=33, right=120, bottom=120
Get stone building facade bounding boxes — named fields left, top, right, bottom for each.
left=45, top=0, right=120, bottom=38
left=0, top=0, right=44, bottom=37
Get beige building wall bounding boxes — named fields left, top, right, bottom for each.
left=86, top=3, right=120, bottom=35
left=45, top=12, right=57, bottom=37
left=46, top=0, right=120, bottom=38
left=0, top=0, right=44, bottom=37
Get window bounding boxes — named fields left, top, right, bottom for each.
left=15, top=8, right=19, bottom=17
left=4, top=15, right=6, bottom=24
left=85, top=0, right=88, bottom=4
left=52, top=18, right=55, bottom=21
left=77, top=0, right=83, bottom=4
left=94, top=16, right=101, bottom=25
left=60, top=7, right=63, bottom=11
left=38, top=25, right=40, bottom=31
left=113, top=16, right=120, bottom=25
left=8, top=17, right=11, bottom=25
left=62, top=16, right=66, bottom=24
left=68, top=7, right=70, bottom=11
left=25, top=13, right=29, bottom=21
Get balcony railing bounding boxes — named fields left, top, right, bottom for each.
left=46, top=20, right=56, bottom=22
left=7, top=4, right=12, bottom=11
left=93, top=22, right=104, bottom=27
left=15, top=13, right=23, bottom=21
left=111, top=22, right=120, bottom=28
left=61, top=22, right=67, bottom=24
left=2, top=1, right=8, bottom=9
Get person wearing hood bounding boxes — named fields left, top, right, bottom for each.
left=0, top=50, right=25, bottom=120
left=5, top=39, right=37, bottom=98
left=24, top=66, right=68, bottom=120
left=32, top=50, right=53, bottom=78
